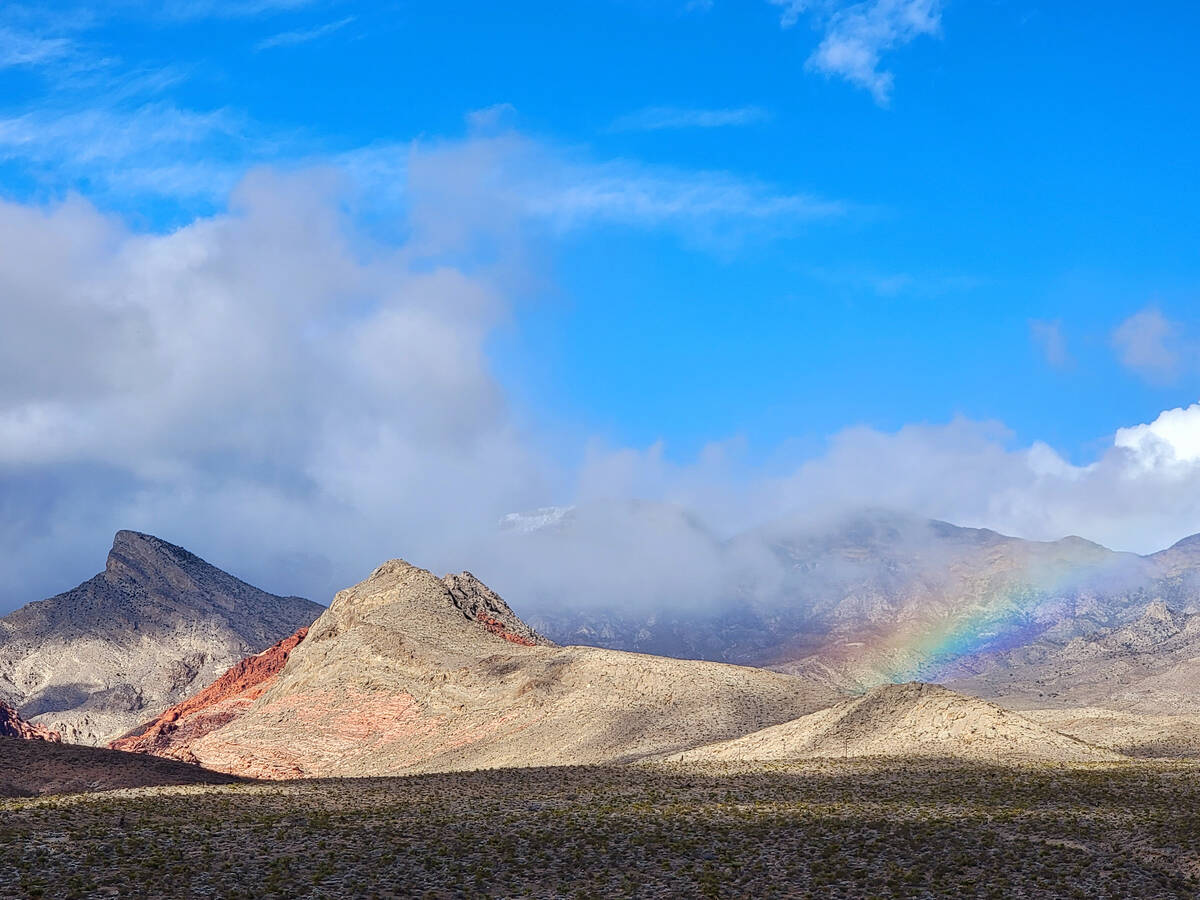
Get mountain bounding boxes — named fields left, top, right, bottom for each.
left=669, top=682, right=1123, bottom=764
left=125, top=560, right=839, bottom=778
left=0, top=531, right=323, bottom=745
left=943, top=600, right=1200, bottom=714
left=524, top=508, right=1199, bottom=697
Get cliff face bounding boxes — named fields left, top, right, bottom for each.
left=0, top=701, right=60, bottom=743
left=110, top=627, right=309, bottom=761
left=0, top=531, right=322, bottom=745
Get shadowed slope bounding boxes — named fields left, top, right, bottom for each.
left=0, top=737, right=241, bottom=796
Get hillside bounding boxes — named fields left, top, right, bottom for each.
left=143, top=560, right=839, bottom=777
left=0, top=737, right=241, bottom=796
left=110, top=627, right=309, bottom=761
left=669, top=682, right=1123, bottom=764
left=0, top=531, right=323, bottom=745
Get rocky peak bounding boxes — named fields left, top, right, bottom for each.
left=0, top=532, right=322, bottom=746
left=105, top=531, right=202, bottom=592
left=442, top=572, right=554, bottom=647
left=1141, top=599, right=1178, bottom=624
left=316, top=559, right=551, bottom=652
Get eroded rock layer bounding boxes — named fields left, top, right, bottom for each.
left=110, top=627, right=309, bottom=761
left=0, top=701, right=60, bottom=743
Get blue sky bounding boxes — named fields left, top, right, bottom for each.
left=2, top=0, right=1200, bottom=608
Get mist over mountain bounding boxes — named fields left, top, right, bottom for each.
left=499, top=506, right=1200, bottom=699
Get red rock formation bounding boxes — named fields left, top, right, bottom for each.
left=110, top=627, right=308, bottom=760
left=474, top=611, right=539, bottom=646
left=0, top=701, right=61, bottom=742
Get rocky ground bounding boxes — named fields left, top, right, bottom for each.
left=1, top=760, right=1197, bottom=898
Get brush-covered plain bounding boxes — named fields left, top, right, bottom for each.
left=2, top=760, right=1198, bottom=899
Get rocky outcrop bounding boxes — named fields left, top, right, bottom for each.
left=110, top=627, right=309, bottom=761
left=0, top=531, right=322, bottom=745
left=441, top=572, right=553, bottom=647
left=0, top=701, right=60, bottom=743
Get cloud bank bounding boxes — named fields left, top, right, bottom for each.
left=3, top=130, right=1200, bottom=617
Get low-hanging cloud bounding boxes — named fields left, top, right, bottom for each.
left=4, top=130, right=1200, bottom=619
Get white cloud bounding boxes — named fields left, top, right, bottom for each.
left=611, top=106, right=770, bottom=132
left=368, top=132, right=848, bottom=252
left=1115, top=403, right=1200, bottom=467
left=256, top=15, right=354, bottom=50
left=5, top=162, right=1200, bottom=618
left=0, top=165, right=556, bottom=607
left=771, top=0, right=943, bottom=105
left=0, top=103, right=263, bottom=205
left=1112, top=306, right=1182, bottom=383
left=0, top=101, right=844, bottom=239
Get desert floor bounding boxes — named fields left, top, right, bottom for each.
left=2, top=760, right=1198, bottom=899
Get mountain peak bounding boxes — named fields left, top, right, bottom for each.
left=365, top=558, right=421, bottom=582
left=1, top=533, right=322, bottom=745
left=105, top=530, right=203, bottom=585
left=322, top=559, right=551, bottom=651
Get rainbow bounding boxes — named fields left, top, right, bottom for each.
left=843, top=548, right=1145, bottom=687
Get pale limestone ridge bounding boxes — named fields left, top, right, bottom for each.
left=0, top=531, right=322, bottom=745
left=669, top=682, right=1124, bottom=764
